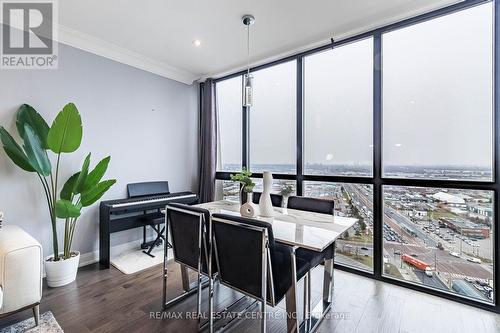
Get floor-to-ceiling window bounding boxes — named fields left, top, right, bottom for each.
left=214, top=0, right=496, bottom=310
left=303, top=37, right=375, bottom=271
left=381, top=2, right=494, bottom=303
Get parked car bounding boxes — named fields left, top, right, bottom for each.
left=467, top=257, right=482, bottom=264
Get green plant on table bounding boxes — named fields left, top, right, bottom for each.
left=0, top=103, right=116, bottom=260
left=230, top=167, right=256, bottom=195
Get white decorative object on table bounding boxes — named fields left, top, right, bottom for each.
left=259, top=171, right=274, bottom=217
left=240, top=192, right=260, bottom=218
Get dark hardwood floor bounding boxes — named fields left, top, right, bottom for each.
left=0, top=261, right=499, bottom=333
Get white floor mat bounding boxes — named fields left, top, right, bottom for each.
left=110, top=246, right=164, bottom=275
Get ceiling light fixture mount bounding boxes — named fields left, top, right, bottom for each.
left=242, top=14, right=255, bottom=107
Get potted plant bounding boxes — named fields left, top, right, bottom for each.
left=230, top=168, right=258, bottom=217
left=0, top=103, right=116, bottom=287
left=230, top=167, right=255, bottom=203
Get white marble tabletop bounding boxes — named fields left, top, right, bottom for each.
left=194, top=200, right=358, bottom=252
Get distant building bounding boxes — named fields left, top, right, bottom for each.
left=467, top=204, right=493, bottom=218
left=439, top=218, right=490, bottom=239
left=412, top=209, right=428, bottom=218
left=431, top=192, right=466, bottom=207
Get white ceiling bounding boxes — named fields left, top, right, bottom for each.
left=58, top=0, right=461, bottom=84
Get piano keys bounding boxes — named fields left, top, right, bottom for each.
left=99, top=181, right=198, bottom=269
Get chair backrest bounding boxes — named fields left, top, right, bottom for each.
left=211, top=213, right=274, bottom=303
left=287, top=196, right=334, bottom=215
left=252, top=192, right=283, bottom=207
left=166, top=203, right=214, bottom=275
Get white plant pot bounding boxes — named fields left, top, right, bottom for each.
left=45, top=251, right=80, bottom=287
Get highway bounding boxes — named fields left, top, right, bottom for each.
left=342, top=184, right=493, bottom=281
left=414, top=270, right=449, bottom=291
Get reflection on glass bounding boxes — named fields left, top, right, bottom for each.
left=304, top=181, right=374, bottom=272
left=383, top=186, right=494, bottom=303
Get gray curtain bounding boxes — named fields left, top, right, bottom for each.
left=198, top=78, right=217, bottom=203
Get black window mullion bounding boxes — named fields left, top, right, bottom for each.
left=297, top=57, right=304, bottom=195
left=373, top=33, right=383, bottom=279
left=494, top=0, right=499, bottom=311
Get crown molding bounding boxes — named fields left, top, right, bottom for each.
left=57, top=24, right=198, bottom=85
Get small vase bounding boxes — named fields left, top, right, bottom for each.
left=282, top=196, right=289, bottom=208
left=259, top=171, right=274, bottom=217
left=240, top=192, right=260, bottom=217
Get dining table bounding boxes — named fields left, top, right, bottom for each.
left=193, top=200, right=358, bottom=333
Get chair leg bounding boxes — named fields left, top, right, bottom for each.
left=303, top=274, right=308, bottom=324
left=286, top=248, right=299, bottom=333
left=261, top=300, right=267, bottom=333
left=286, top=286, right=298, bottom=333
left=208, top=276, right=214, bottom=333
left=323, top=258, right=334, bottom=303
left=307, top=271, right=311, bottom=328
left=32, top=305, right=40, bottom=326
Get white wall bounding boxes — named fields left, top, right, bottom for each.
left=0, top=43, right=199, bottom=258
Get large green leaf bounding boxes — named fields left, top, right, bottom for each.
left=74, top=153, right=91, bottom=194
left=60, top=172, right=80, bottom=200
left=0, top=126, right=35, bottom=172
left=81, top=179, right=116, bottom=207
left=47, top=103, right=82, bottom=153
left=22, top=124, right=51, bottom=176
left=55, top=199, right=81, bottom=218
left=84, top=156, right=110, bottom=190
left=16, top=104, right=50, bottom=148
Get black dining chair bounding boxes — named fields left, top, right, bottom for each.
left=287, top=196, right=334, bottom=215
left=287, top=196, right=336, bottom=326
left=287, top=196, right=336, bottom=266
left=211, top=213, right=310, bottom=332
left=163, top=203, right=217, bottom=329
left=251, top=192, right=284, bottom=207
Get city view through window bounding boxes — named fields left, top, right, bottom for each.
left=215, top=2, right=494, bottom=304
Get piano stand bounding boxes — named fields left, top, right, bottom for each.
left=142, top=224, right=166, bottom=258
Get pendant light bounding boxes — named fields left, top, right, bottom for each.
left=242, top=14, right=255, bottom=107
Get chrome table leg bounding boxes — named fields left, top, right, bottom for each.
left=299, top=242, right=335, bottom=333
left=286, top=247, right=299, bottom=333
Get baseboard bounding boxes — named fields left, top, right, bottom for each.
left=80, top=239, right=153, bottom=267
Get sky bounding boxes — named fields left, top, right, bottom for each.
left=216, top=2, right=493, bottom=171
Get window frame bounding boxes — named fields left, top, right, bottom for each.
left=213, top=0, right=499, bottom=313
